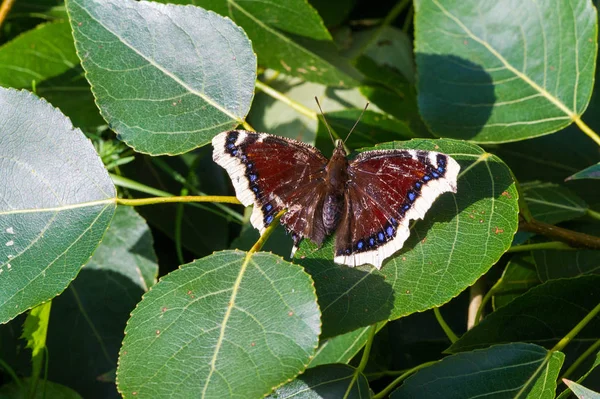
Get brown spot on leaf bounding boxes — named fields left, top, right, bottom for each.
left=494, top=227, right=504, bottom=234
left=288, top=311, right=294, bottom=316
left=280, top=60, right=291, bottom=72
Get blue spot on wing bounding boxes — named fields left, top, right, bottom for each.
left=386, top=225, right=394, bottom=237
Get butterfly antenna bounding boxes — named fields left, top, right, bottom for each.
left=344, top=102, right=370, bottom=144
left=315, top=96, right=335, bottom=145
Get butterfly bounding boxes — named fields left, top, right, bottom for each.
left=212, top=130, right=459, bottom=269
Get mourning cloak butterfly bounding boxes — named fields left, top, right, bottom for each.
left=212, top=131, right=459, bottom=269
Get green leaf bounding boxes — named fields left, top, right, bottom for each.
left=448, top=275, right=600, bottom=353
left=67, top=0, right=257, bottom=155
left=359, top=85, right=432, bottom=138
left=348, top=26, right=415, bottom=84
left=296, top=139, right=519, bottom=337
left=0, top=88, right=116, bottom=325
left=179, top=0, right=361, bottom=87
left=0, top=378, right=83, bottom=399
left=557, top=352, right=600, bottom=399
left=522, top=182, right=588, bottom=224
left=567, top=163, right=600, bottom=181
left=46, top=206, right=157, bottom=399
left=309, top=0, right=356, bottom=27
left=309, top=325, right=384, bottom=368
left=266, top=364, right=371, bottom=399
left=117, top=250, right=320, bottom=398
left=492, top=254, right=540, bottom=310
left=563, top=379, right=600, bottom=399
left=36, top=67, right=105, bottom=131
left=391, top=343, right=564, bottom=399
left=489, top=126, right=600, bottom=184
left=21, top=301, right=52, bottom=387
left=534, top=248, right=600, bottom=282
left=415, top=0, right=597, bottom=143
left=533, top=223, right=600, bottom=282
left=0, top=21, right=78, bottom=89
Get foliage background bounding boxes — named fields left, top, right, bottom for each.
left=0, top=0, right=599, bottom=398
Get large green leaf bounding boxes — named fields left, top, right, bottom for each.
left=415, top=0, right=597, bottom=143
left=557, top=352, right=600, bottom=399
left=568, top=163, right=600, bottom=180
left=117, top=250, right=320, bottom=398
left=391, top=343, right=564, bottom=399
left=533, top=223, right=600, bottom=282
left=296, top=139, right=519, bottom=337
left=266, top=364, right=371, bottom=399
left=449, top=275, right=600, bottom=353
left=308, top=326, right=374, bottom=368
left=67, top=0, right=257, bottom=155
left=0, top=88, right=116, bottom=324
left=563, top=380, right=600, bottom=399
left=492, top=254, right=540, bottom=310
left=0, top=21, right=78, bottom=89
left=522, top=182, right=588, bottom=225
left=46, top=206, right=157, bottom=399
left=163, top=0, right=361, bottom=87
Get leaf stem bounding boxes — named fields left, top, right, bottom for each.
left=249, top=210, right=286, bottom=254
left=175, top=188, right=188, bottom=265
left=0, top=358, right=22, bottom=388
left=111, top=173, right=244, bottom=223
left=586, top=208, right=600, bottom=222
left=372, top=360, right=439, bottom=399
left=560, top=338, right=600, bottom=380
left=241, top=120, right=255, bottom=131
left=467, top=278, right=485, bottom=329
left=343, top=322, right=378, bottom=399
left=434, top=307, right=458, bottom=343
left=507, top=241, right=575, bottom=253
left=254, top=80, right=317, bottom=120
left=117, top=195, right=241, bottom=206
left=0, top=0, right=15, bottom=29
left=519, top=219, right=600, bottom=250
left=551, top=301, right=600, bottom=353
left=573, top=116, right=600, bottom=147
left=473, top=278, right=503, bottom=326
left=352, top=0, right=411, bottom=60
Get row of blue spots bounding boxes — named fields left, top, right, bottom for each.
left=345, top=156, right=450, bottom=255
left=225, top=132, right=265, bottom=203
left=262, top=202, right=275, bottom=225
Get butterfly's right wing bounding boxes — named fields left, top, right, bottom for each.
left=212, top=130, right=329, bottom=251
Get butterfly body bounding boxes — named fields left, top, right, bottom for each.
left=213, top=130, right=459, bottom=269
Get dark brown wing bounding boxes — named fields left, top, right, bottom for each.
left=212, top=130, right=330, bottom=250
left=334, top=149, right=460, bottom=269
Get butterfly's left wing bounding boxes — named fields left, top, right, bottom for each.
left=334, top=149, right=460, bottom=269
left=212, top=130, right=330, bottom=251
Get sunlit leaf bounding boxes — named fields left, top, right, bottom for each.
left=0, top=87, right=116, bottom=324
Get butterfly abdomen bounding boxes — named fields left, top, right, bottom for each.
left=322, top=193, right=342, bottom=234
